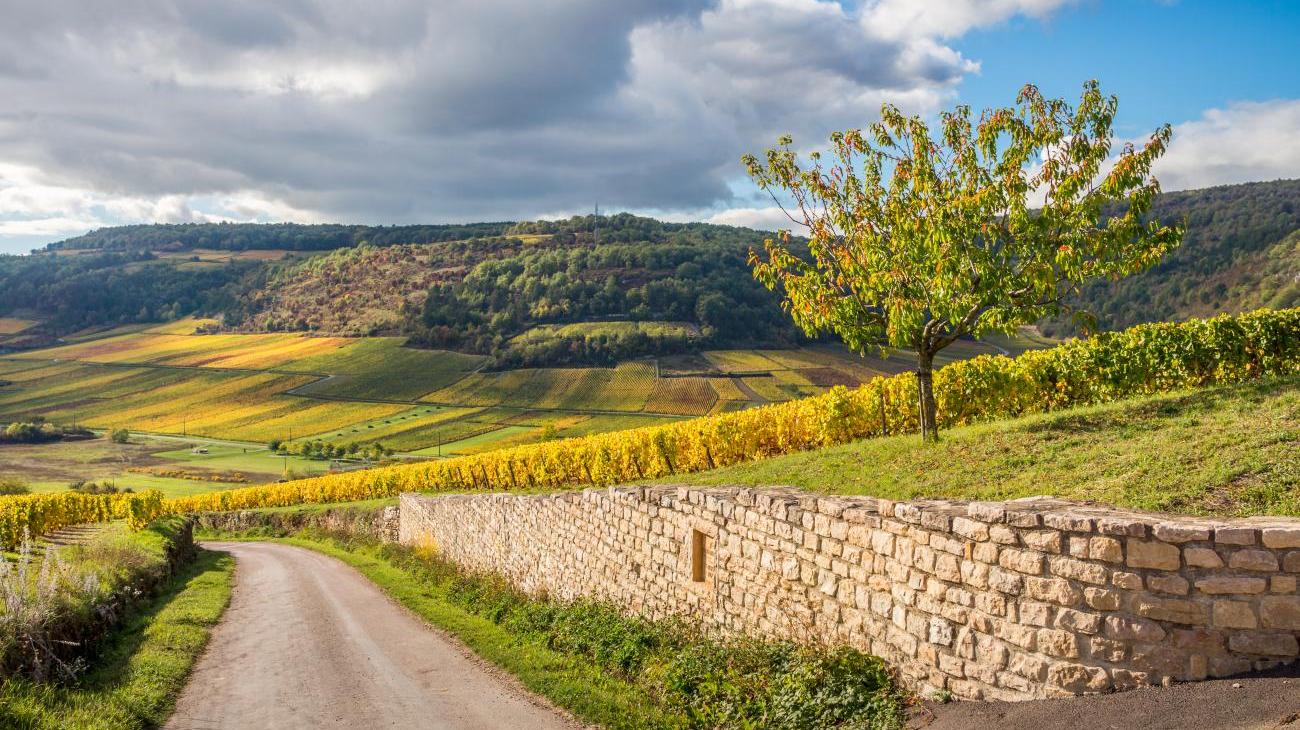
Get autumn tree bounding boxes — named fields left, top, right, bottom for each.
left=744, top=81, right=1181, bottom=441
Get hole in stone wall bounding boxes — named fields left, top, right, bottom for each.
left=691, top=529, right=706, bottom=582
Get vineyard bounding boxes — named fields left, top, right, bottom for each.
left=150, top=308, right=1300, bottom=516
left=2, top=307, right=1297, bottom=541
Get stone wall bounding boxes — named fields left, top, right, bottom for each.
left=399, top=487, right=1300, bottom=701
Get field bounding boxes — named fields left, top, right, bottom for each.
left=0, top=318, right=35, bottom=335
left=0, top=323, right=1051, bottom=497
left=0, top=434, right=336, bottom=498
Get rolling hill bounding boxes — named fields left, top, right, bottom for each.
left=2, top=179, right=1298, bottom=362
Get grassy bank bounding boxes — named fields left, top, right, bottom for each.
left=204, top=529, right=904, bottom=730
left=675, top=375, right=1300, bottom=516
left=0, top=548, right=234, bottom=729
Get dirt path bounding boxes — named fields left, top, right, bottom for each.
left=912, top=666, right=1300, bottom=730
left=165, top=541, right=582, bottom=730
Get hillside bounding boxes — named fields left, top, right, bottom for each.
left=1044, top=179, right=1300, bottom=335
left=2, top=179, right=1298, bottom=363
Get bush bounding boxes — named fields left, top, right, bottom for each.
left=108, top=429, right=130, bottom=445
left=0, top=479, right=29, bottom=496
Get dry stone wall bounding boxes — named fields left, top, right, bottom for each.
left=399, top=487, right=1300, bottom=701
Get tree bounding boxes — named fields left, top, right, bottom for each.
left=743, top=81, right=1180, bottom=441
left=110, top=428, right=130, bottom=444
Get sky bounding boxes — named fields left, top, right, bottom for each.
left=1, top=0, right=1298, bottom=254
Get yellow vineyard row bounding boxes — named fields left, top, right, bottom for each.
left=0, top=491, right=164, bottom=550
left=161, top=308, right=1300, bottom=515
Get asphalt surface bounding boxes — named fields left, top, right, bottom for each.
left=913, top=667, right=1300, bottom=730
left=165, top=541, right=581, bottom=730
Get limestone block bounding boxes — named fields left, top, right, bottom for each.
left=1229, top=549, right=1280, bottom=572
left=1126, top=540, right=1181, bottom=570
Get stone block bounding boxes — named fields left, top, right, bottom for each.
left=1228, top=632, right=1300, bottom=656
left=967, top=502, right=1007, bottom=523
left=1212, top=600, right=1257, bottom=629
left=1008, top=653, right=1048, bottom=681
left=929, top=617, right=954, bottom=647
left=1095, top=516, right=1147, bottom=538
left=1022, top=530, right=1063, bottom=553
left=1147, top=574, right=1190, bottom=596
left=1049, top=555, right=1110, bottom=585
left=1105, top=614, right=1166, bottom=643
left=1025, top=576, right=1082, bottom=607
left=1088, top=536, right=1124, bottom=563
left=1286, top=552, right=1300, bottom=573
left=1183, top=547, right=1224, bottom=569
left=1195, top=575, right=1268, bottom=595
left=1089, top=636, right=1128, bottom=662
left=1042, top=513, right=1095, bottom=533
left=1084, top=587, right=1121, bottom=611
left=1260, top=596, right=1300, bottom=630
left=1273, top=576, right=1297, bottom=593
left=999, top=549, right=1044, bottom=576
left=1047, top=662, right=1110, bottom=693
left=1153, top=522, right=1212, bottom=542
left=1229, top=550, right=1279, bottom=572
left=1018, top=600, right=1053, bottom=627
left=989, top=524, right=1019, bottom=545
left=1037, top=629, right=1080, bottom=658
left=1054, top=607, right=1102, bottom=634
left=1262, top=527, right=1300, bottom=549
left=1214, top=527, right=1257, bottom=546
left=1131, top=595, right=1208, bottom=625
left=1126, top=540, right=1181, bottom=570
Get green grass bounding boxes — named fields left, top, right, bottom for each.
left=675, top=375, right=1300, bottom=517
left=0, top=549, right=234, bottom=729
left=287, top=338, right=486, bottom=400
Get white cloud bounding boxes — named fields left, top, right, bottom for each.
left=0, top=0, right=1082, bottom=249
left=705, top=206, right=809, bottom=233
left=862, top=0, right=1076, bottom=38
left=1153, top=99, right=1300, bottom=191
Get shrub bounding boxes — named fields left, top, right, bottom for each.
left=108, top=429, right=130, bottom=445
left=0, top=480, right=29, bottom=497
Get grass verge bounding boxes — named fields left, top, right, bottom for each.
left=204, top=530, right=904, bottom=730
left=674, top=376, right=1300, bottom=517
left=0, top=549, right=234, bottom=729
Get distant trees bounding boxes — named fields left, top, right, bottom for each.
left=0, top=421, right=93, bottom=444
left=274, top=440, right=392, bottom=462
left=745, top=82, right=1179, bottom=440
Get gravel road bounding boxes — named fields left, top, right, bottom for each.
left=165, top=541, right=581, bottom=730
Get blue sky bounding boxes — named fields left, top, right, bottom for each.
left=2, top=0, right=1298, bottom=254
left=956, top=1, right=1300, bottom=134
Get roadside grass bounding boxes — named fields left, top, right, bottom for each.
left=673, top=375, right=1300, bottom=517
left=0, top=549, right=234, bottom=729
left=215, top=531, right=904, bottom=730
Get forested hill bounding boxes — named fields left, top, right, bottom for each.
left=1044, top=178, right=1300, bottom=335
left=2, top=179, right=1298, bottom=363
left=47, top=221, right=515, bottom=252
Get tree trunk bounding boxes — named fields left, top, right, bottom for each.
left=916, top=352, right=939, bottom=442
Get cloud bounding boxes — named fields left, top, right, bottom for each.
left=1153, top=99, right=1300, bottom=192
left=705, top=206, right=808, bottom=233
left=0, top=0, right=1075, bottom=251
